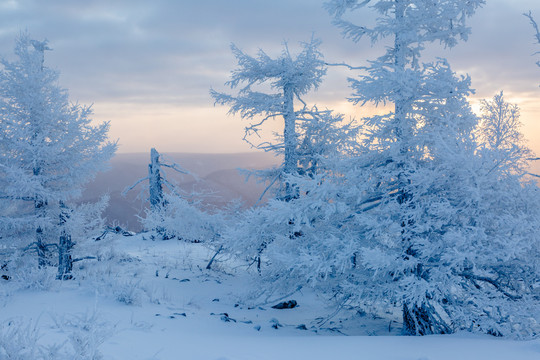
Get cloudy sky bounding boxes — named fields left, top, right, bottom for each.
left=0, top=0, right=539, bottom=155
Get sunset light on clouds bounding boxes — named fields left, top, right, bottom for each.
left=0, top=0, right=539, bottom=155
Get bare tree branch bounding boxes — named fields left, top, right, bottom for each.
left=122, top=176, right=149, bottom=196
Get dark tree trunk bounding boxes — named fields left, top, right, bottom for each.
left=57, top=203, right=73, bottom=280
left=57, top=231, right=73, bottom=280
left=35, top=197, right=49, bottom=267
left=149, top=148, right=164, bottom=211
left=402, top=302, right=451, bottom=336
left=281, top=84, right=299, bottom=202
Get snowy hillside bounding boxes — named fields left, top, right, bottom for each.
left=1, top=233, right=539, bottom=360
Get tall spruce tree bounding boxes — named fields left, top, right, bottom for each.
left=315, top=1, right=540, bottom=337
left=325, top=0, right=485, bottom=335
left=0, top=33, right=116, bottom=273
left=211, top=38, right=327, bottom=201
left=213, top=38, right=362, bottom=276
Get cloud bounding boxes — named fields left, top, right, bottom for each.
left=0, top=0, right=539, bottom=153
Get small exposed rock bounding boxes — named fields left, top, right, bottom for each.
left=270, top=318, right=282, bottom=329
left=271, top=300, right=297, bottom=309
left=212, top=312, right=236, bottom=323
left=220, top=313, right=236, bottom=323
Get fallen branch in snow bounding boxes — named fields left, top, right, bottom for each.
left=316, top=294, right=351, bottom=328
left=205, top=245, right=223, bottom=270
left=95, top=226, right=135, bottom=241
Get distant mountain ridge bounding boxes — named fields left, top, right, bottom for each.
left=80, top=152, right=540, bottom=232
left=81, top=152, right=280, bottom=231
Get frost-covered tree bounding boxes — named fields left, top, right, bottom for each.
left=212, top=38, right=365, bottom=273
left=324, top=0, right=485, bottom=335
left=0, top=33, right=116, bottom=272
left=220, top=107, right=360, bottom=275
left=141, top=192, right=224, bottom=244
left=123, top=148, right=224, bottom=243
left=211, top=38, right=327, bottom=201
left=123, top=148, right=188, bottom=213
left=477, top=92, right=532, bottom=175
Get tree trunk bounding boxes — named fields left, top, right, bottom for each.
left=402, top=302, right=451, bottom=335
left=282, top=84, right=298, bottom=201
left=57, top=232, right=73, bottom=280
left=35, top=197, right=48, bottom=267
left=392, top=0, right=442, bottom=335
left=149, top=148, right=164, bottom=211
left=57, top=202, right=73, bottom=280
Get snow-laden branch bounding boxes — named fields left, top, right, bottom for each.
left=524, top=11, right=540, bottom=68
left=459, top=272, right=522, bottom=301
left=524, top=11, right=540, bottom=47
left=324, top=62, right=365, bottom=71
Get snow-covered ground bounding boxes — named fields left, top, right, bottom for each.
left=1, top=234, right=538, bottom=360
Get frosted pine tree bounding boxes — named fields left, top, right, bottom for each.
left=325, top=0, right=487, bottom=335
left=0, top=33, right=116, bottom=276
left=213, top=38, right=363, bottom=276
left=211, top=38, right=326, bottom=201
left=220, top=107, right=360, bottom=279
left=477, top=92, right=533, bottom=175
left=123, top=148, right=189, bottom=212
left=319, top=0, right=540, bottom=337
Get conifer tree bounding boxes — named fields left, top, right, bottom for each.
left=325, top=0, right=485, bottom=335
left=0, top=33, right=116, bottom=272
left=315, top=1, right=540, bottom=337
left=211, top=38, right=326, bottom=201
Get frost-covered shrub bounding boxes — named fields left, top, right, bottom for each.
left=0, top=318, right=43, bottom=360
left=112, top=278, right=145, bottom=306
left=0, top=312, right=114, bottom=360
left=142, top=193, right=224, bottom=243
left=6, top=251, right=57, bottom=291
left=0, top=318, right=69, bottom=360
left=54, top=309, right=114, bottom=360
